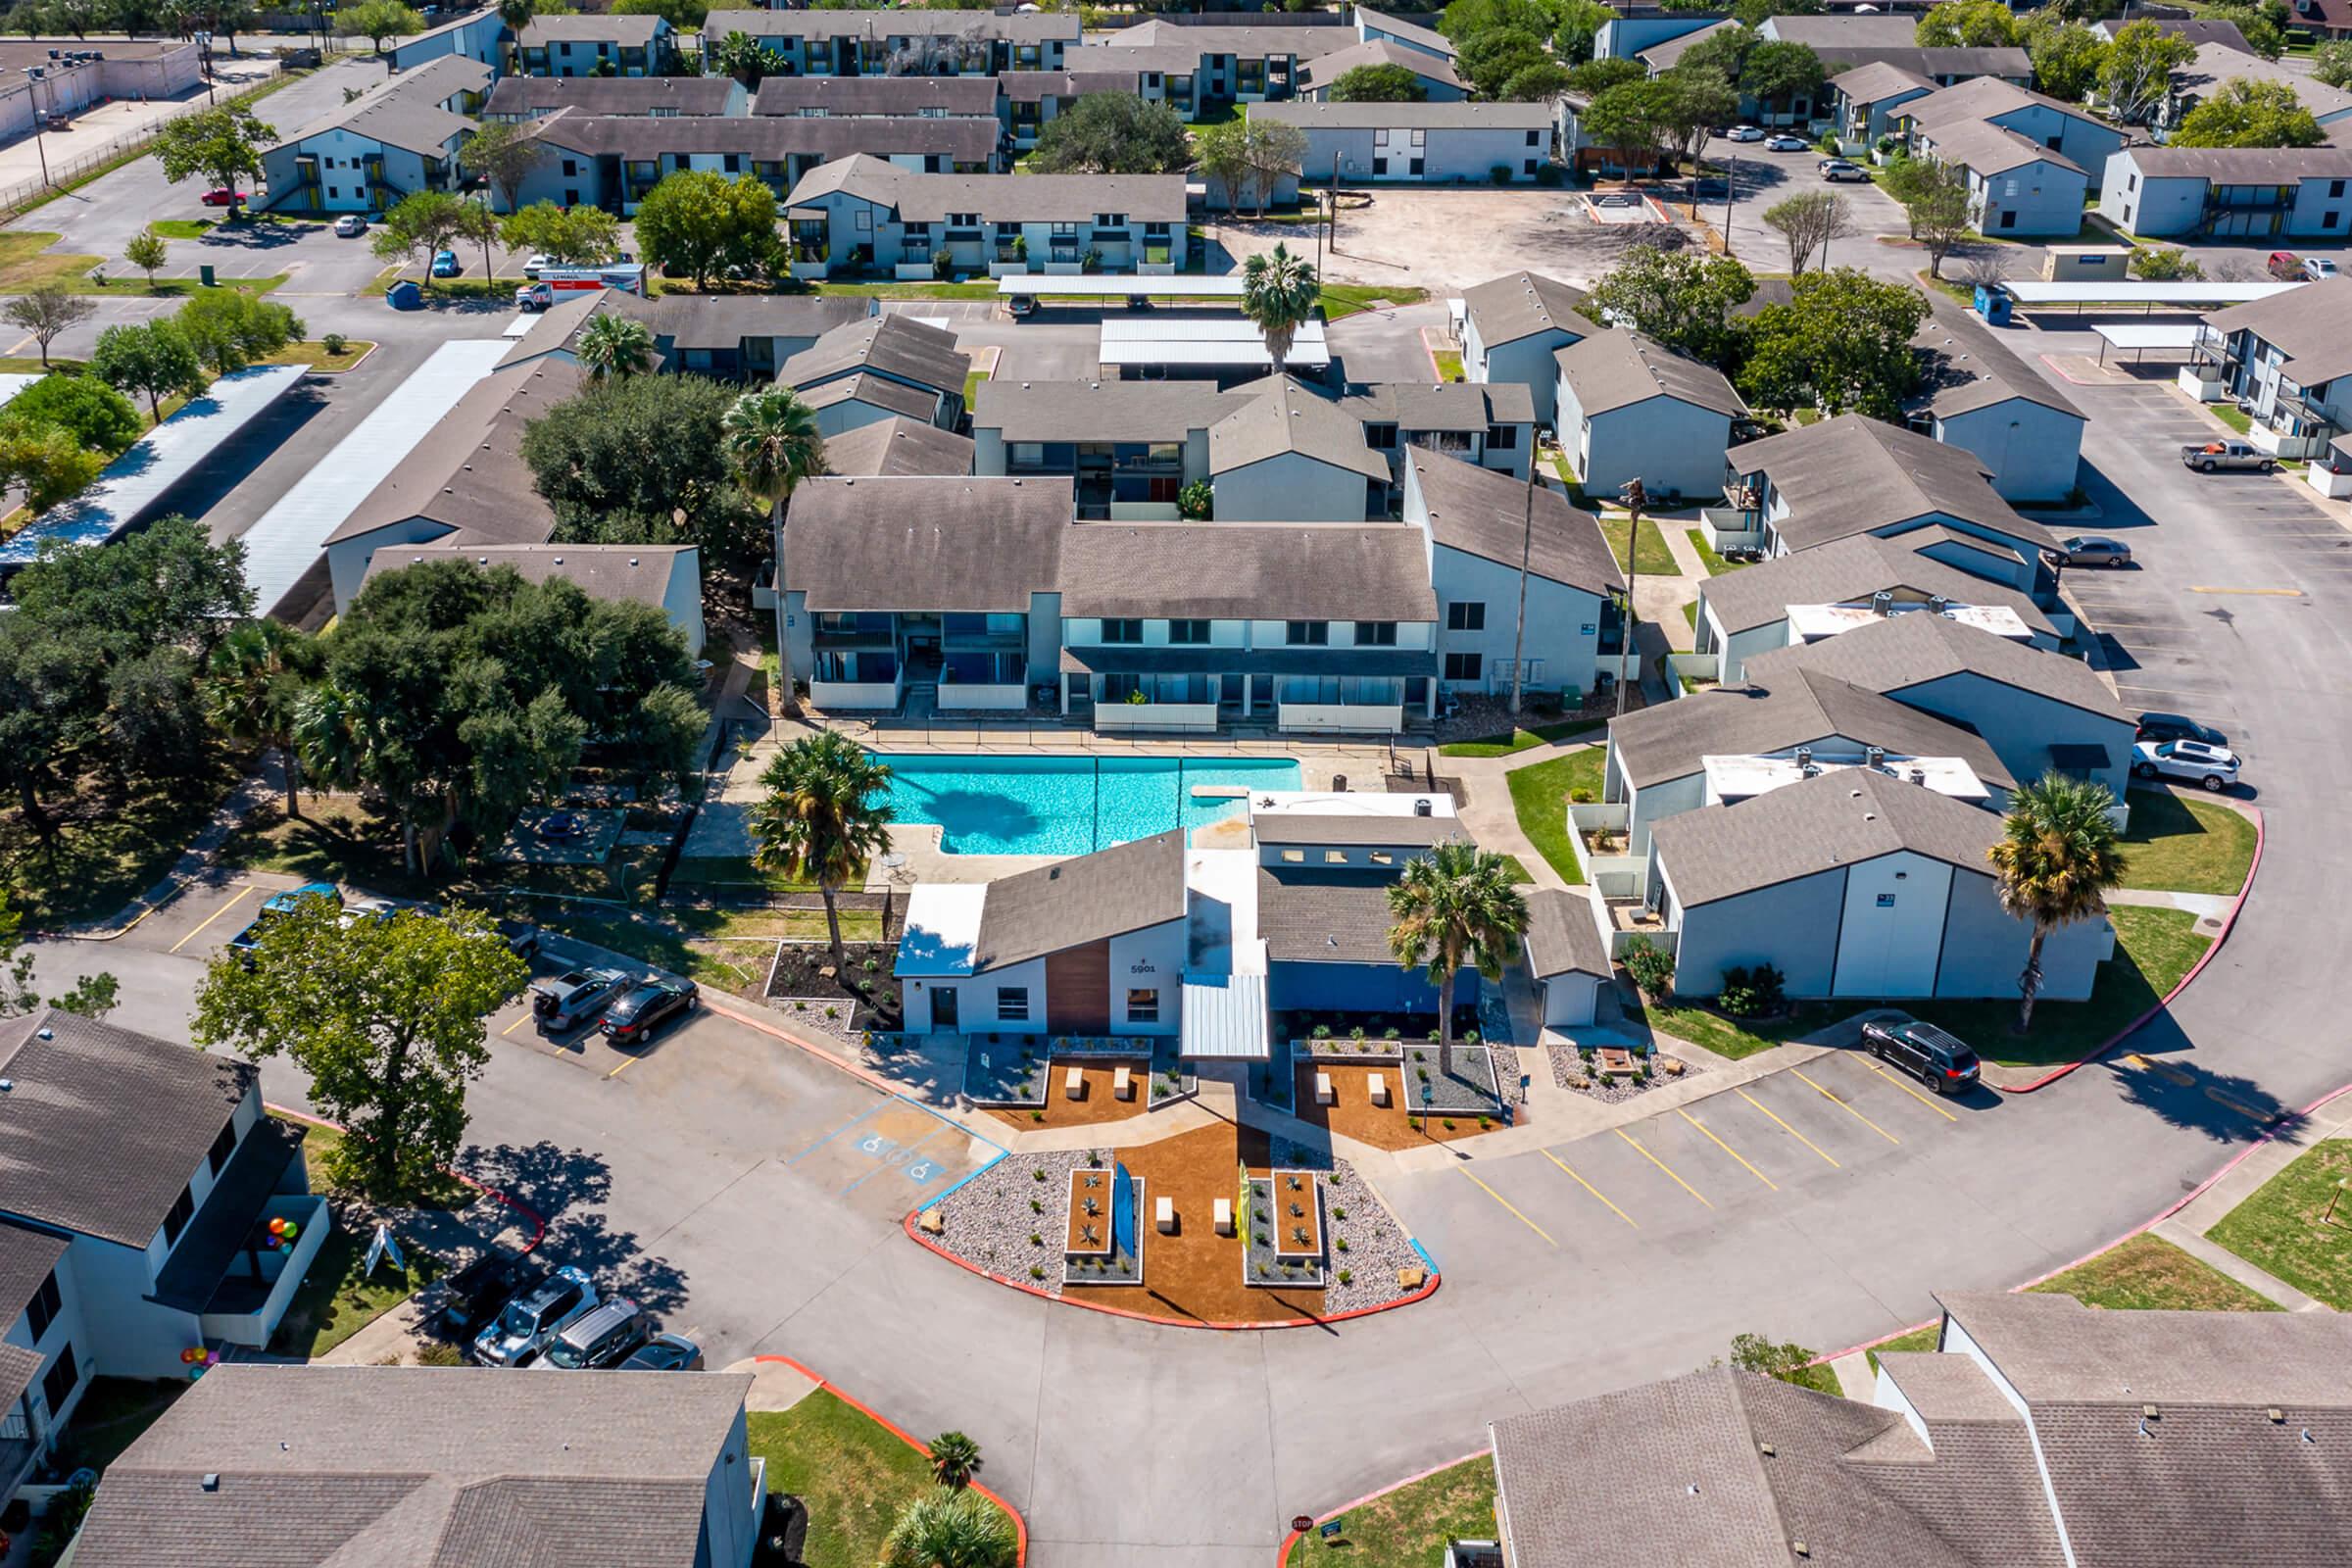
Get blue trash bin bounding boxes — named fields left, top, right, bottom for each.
left=385, top=279, right=422, bottom=311
left=1974, top=283, right=2012, bottom=325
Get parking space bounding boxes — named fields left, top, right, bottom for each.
left=117, top=869, right=310, bottom=956
left=782, top=1097, right=1002, bottom=1220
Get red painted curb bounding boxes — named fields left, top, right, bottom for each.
left=1995, top=802, right=2263, bottom=1094
left=751, top=1354, right=1028, bottom=1566
left=1812, top=1317, right=1941, bottom=1370
left=265, top=1102, right=549, bottom=1253
left=1274, top=1446, right=1491, bottom=1566
left=901, top=1210, right=1442, bottom=1332
left=699, top=992, right=910, bottom=1100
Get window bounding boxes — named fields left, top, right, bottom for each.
left=1364, top=422, right=1397, bottom=450
left=563, top=158, right=579, bottom=176
left=2331, top=179, right=2346, bottom=198
left=2329, top=212, right=2342, bottom=230
left=1168, top=618, right=1210, bottom=644
left=1324, top=850, right=1348, bottom=864
left=1445, top=652, right=1483, bottom=681
left=25, top=1270, right=61, bottom=1342
left=1009, top=440, right=1046, bottom=466
left=1101, top=617, right=1144, bottom=644
left=1524, top=160, right=1538, bottom=175
left=1526, top=131, right=1540, bottom=147
left=1369, top=850, right=1395, bottom=866
left=207, top=1119, right=236, bottom=1177
left=1280, top=849, right=1305, bottom=862
left=1286, top=620, right=1329, bottom=646
left=949, top=211, right=979, bottom=227
left=723, top=153, right=741, bottom=172
left=162, top=1186, right=194, bottom=1248
left=1093, top=212, right=1127, bottom=227
left=2127, top=172, right=2136, bottom=192
left=40, top=1344, right=77, bottom=1415
left=997, top=987, right=1030, bottom=1022
left=1353, top=621, right=1397, bottom=646
left=1997, top=210, right=2016, bottom=230
left=1486, top=424, right=1517, bottom=450
left=1126, top=988, right=1159, bottom=1024
left=1446, top=602, right=1486, bottom=632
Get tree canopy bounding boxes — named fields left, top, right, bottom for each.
left=2171, top=76, right=2324, bottom=148
left=1031, top=92, right=1192, bottom=173
left=631, top=170, right=779, bottom=290
left=1458, top=25, right=1549, bottom=98
left=334, top=0, right=425, bottom=51
left=2198, top=3, right=2284, bottom=59
left=522, top=371, right=769, bottom=565
left=1736, top=268, right=1929, bottom=419
left=6, top=372, right=142, bottom=455
left=1915, top=0, right=2019, bottom=47
left=2315, top=38, right=2352, bottom=90
left=458, top=119, right=546, bottom=213
left=2099, top=22, right=2197, bottom=125
left=89, top=318, right=206, bottom=420
left=1326, top=63, right=1429, bottom=103
left=151, top=102, right=273, bottom=213
left=1586, top=246, right=1757, bottom=370
left=1738, top=39, right=1824, bottom=109
left=2023, top=15, right=2109, bottom=105
left=176, top=288, right=304, bottom=373
left=1552, top=0, right=1613, bottom=63
left=499, top=201, right=622, bottom=266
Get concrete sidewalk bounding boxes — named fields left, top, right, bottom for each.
left=2142, top=1088, right=2352, bottom=1314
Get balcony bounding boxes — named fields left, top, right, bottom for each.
left=1277, top=701, right=1405, bottom=735
left=1096, top=700, right=1217, bottom=733
left=810, top=675, right=904, bottom=710
left=148, top=1118, right=327, bottom=1348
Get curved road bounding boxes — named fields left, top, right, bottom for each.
left=32, top=327, right=2352, bottom=1567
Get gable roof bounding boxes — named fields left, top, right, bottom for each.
left=2095, top=16, right=2257, bottom=54
left=708, top=3, right=1076, bottom=43
left=998, top=66, right=1145, bottom=102
left=497, top=290, right=874, bottom=368
left=1250, top=99, right=1550, bottom=130
left=71, top=1364, right=756, bottom=1568
left=781, top=314, right=969, bottom=398
left=520, top=13, right=665, bottom=46
left=0, top=1220, right=68, bottom=1323
left=1741, top=610, right=2132, bottom=727
left=484, top=74, right=736, bottom=118
left=2206, top=275, right=2352, bottom=386
left=359, top=543, right=694, bottom=612
left=2170, top=41, right=2352, bottom=123
left=2124, top=144, right=2352, bottom=186
left=1636, top=19, right=1737, bottom=71
left=1912, top=299, right=2086, bottom=423
left=1650, top=764, right=2006, bottom=905
left=1732, top=415, right=2055, bottom=552
left=1826, top=59, right=1936, bottom=107
left=1355, top=8, right=1459, bottom=60
left=1606, top=663, right=2016, bottom=792
left=1405, top=446, right=1621, bottom=599
left=1555, top=326, right=1748, bottom=419
left=1763, top=14, right=1925, bottom=47
left=1256, top=864, right=1413, bottom=965
left=1208, top=377, right=1390, bottom=482
left=1058, top=521, right=1436, bottom=621
left=327, top=359, right=581, bottom=549
left=524, top=107, right=998, bottom=167
left=1340, top=378, right=1535, bottom=431
left=974, top=830, right=1188, bottom=970
left=1900, top=74, right=2111, bottom=136
left=822, top=415, right=974, bottom=477
left=784, top=155, right=1188, bottom=223
left=1461, top=270, right=1602, bottom=349
left=756, top=74, right=1001, bottom=117
left=1298, top=37, right=1465, bottom=94
left=1914, top=116, right=2083, bottom=177
left=976, top=377, right=1237, bottom=444
left=1523, top=888, right=1610, bottom=980
left=784, top=476, right=1069, bottom=613
left=0, top=1010, right=249, bottom=1249
left=1696, top=530, right=2054, bottom=640
left=267, top=55, right=480, bottom=158
left=801, top=372, right=944, bottom=422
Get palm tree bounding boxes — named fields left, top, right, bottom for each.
left=1241, top=242, right=1320, bottom=379
left=497, top=0, right=535, bottom=71
left=291, top=683, right=365, bottom=800
left=1387, top=841, right=1529, bottom=1079
left=748, top=732, right=895, bottom=972
left=880, top=1488, right=1017, bottom=1568
left=1987, top=772, right=2126, bottom=1034
left=203, top=621, right=314, bottom=819
left=722, top=385, right=827, bottom=709
left=927, top=1431, right=982, bottom=1492
left=575, top=313, right=653, bottom=382
left=710, top=30, right=781, bottom=87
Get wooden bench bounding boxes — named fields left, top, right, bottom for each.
left=1213, top=1197, right=1233, bottom=1235
left=1113, top=1064, right=1134, bottom=1101
left=1064, top=1066, right=1086, bottom=1099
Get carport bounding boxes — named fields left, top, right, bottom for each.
left=2091, top=322, right=2200, bottom=366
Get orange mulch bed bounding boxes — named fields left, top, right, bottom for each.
left=1061, top=1122, right=1327, bottom=1326
left=987, top=1061, right=1151, bottom=1130
left=1292, top=1061, right=1494, bottom=1152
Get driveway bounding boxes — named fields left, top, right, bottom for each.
left=1708, top=144, right=1920, bottom=279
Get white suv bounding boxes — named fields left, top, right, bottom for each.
left=2132, top=739, right=2240, bottom=792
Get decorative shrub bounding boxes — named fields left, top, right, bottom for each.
left=1717, top=962, right=1786, bottom=1018
left=1623, top=936, right=1676, bottom=999
left=322, top=331, right=349, bottom=355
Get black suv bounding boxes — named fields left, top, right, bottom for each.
left=2136, top=711, right=2228, bottom=749
left=436, top=1253, right=547, bottom=1342
left=601, top=978, right=699, bottom=1046
left=1862, top=1019, right=1981, bottom=1095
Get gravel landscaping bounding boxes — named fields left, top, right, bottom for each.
left=1546, top=1043, right=1702, bottom=1104
left=1397, top=1044, right=1505, bottom=1115
left=1268, top=1139, right=1424, bottom=1316
left=770, top=996, right=866, bottom=1049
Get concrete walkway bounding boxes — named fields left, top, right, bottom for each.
left=2109, top=886, right=2236, bottom=922
left=729, top=1356, right=825, bottom=1413
left=70, top=760, right=281, bottom=938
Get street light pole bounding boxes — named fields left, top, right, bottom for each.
left=1507, top=457, right=1536, bottom=716
left=27, top=74, right=49, bottom=189
left=1722, top=154, right=1736, bottom=258
left=1616, top=478, right=1646, bottom=719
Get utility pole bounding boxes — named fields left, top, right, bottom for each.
left=1315, top=151, right=1338, bottom=276
left=1721, top=154, right=1736, bottom=258
left=1616, top=478, right=1645, bottom=719
left=1507, top=457, right=1537, bottom=716
left=27, top=74, right=48, bottom=189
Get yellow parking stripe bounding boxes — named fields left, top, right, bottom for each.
left=501, top=1012, right=531, bottom=1037
left=1457, top=1166, right=1557, bottom=1248
left=1678, top=1107, right=1777, bottom=1191
left=1865, top=1061, right=1960, bottom=1122
left=1614, top=1127, right=1712, bottom=1209
left=1733, top=1088, right=1840, bottom=1168
left=167, top=884, right=255, bottom=955
left=1542, top=1148, right=1637, bottom=1228
left=1791, top=1068, right=1899, bottom=1145
left=605, top=1054, right=641, bottom=1080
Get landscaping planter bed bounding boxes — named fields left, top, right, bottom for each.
left=1245, top=1176, right=1327, bottom=1290
left=1397, top=1045, right=1505, bottom=1116
left=763, top=940, right=902, bottom=1031
left=1547, top=1042, right=1699, bottom=1104
left=1296, top=1038, right=1406, bottom=1064
left=770, top=995, right=865, bottom=1048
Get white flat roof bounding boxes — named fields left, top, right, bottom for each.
left=1250, top=790, right=1458, bottom=822
left=998, top=275, right=1248, bottom=297
left=0, top=366, right=308, bottom=569
left=1788, top=601, right=2034, bottom=644
left=238, top=338, right=512, bottom=617
left=2091, top=322, right=2202, bottom=350
left=2001, top=281, right=2300, bottom=305
left=896, top=882, right=988, bottom=977
left=0, top=372, right=41, bottom=410
left=1098, top=317, right=1331, bottom=369
left=1702, top=753, right=1989, bottom=806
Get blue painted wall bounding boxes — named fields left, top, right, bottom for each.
left=1268, top=960, right=1479, bottom=1014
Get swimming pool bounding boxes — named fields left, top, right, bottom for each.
left=873, top=755, right=1303, bottom=856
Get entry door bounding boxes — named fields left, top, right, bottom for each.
left=932, top=987, right=959, bottom=1030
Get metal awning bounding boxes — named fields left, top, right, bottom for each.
left=2091, top=322, right=2201, bottom=364
left=1180, top=971, right=1269, bottom=1060
left=1999, top=280, right=2300, bottom=314
left=1098, top=317, right=1331, bottom=370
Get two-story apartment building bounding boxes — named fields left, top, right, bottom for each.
left=258, top=54, right=487, bottom=214
left=2188, top=276, right=2352, bottom=457
left=505, top=288, right=872, bottom=381
left=1342, top=380, right=1535, bottom=482
left=756, top=73, right=1003, bottom=121
left=1821, top=60, right=1936, bottom=151
left=779, top=313, right=969, bottom=436
left=1298, top=37, right=1466, bottom=102
left=1895, top=76, right=2129, bottom=173
left=1458, top=270, right=1602, bottom=428
left=2102, top=145, right=2352, bottom=239
left=1909, top=300, right=2087, bottom=503
left=0, top=1010, right=329, bottom=1496
left=482, top=74, right=742, bottom=121
left=1553, top=327, right=1748, bottom=500
left=703, top=4, right=1077, bottom=77
left=517, top=14, right=676, bottom=77
left=1906, top=115, right=2088, bottom=236
left=782, top=156, right=1187, bottom=278
left=1246, top=100, right=1554, bottom=183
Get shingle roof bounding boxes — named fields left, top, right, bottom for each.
left=1341, top=378, right=1535, bottom=432
left=359, top=543, right=695, bottom=612
left=1696, top=530, right=2055, bottom=639
left=1298, top=37, right=1465, bottom=94
left=801, top=371, right=944, bottom=422
left=1057, top=522, right=1436, bottom=621
left=484, top=74, right=736, bottom=118
left=756, top=74, right=1002, bottom=117
left=1461, top=270, right=1602, bottom=350
left=326, top=359, right=581, bottom=549
left=2124, top=144, right=2352, bottom=186
left=1355, top=8, right=1459, bottom=60
left=1637, top=19, right=1737, bottom=71
left=2205, top=274, right=2352, bottom=387
left=0, top=1342, right=39, bottom=1417
left=1914, top=116, right=2083, bottom=177
left=975, top=830, right=1188, bottom=970
left=1811, top=45, right=2032, bottom=78
left=1607, top=663, right=2016, bottom=792
left=1102, top=20, right=1364, bottom=60
left=998, top=67, right=1145, bottom=103
left=781, top=314, right=969, bottom=399
left=1733, top=415, right=2054, bottom=552
left=1764, top=14, right=1926, bottom=47
left=520, top=13, right=665, bottom=46
left=1740, top=611, right=2132, bottom=727
left=1255, top=864, right=1406, bottom=965
left=70, top=1364, right=756, bottom=1568
left=1208, top=378, right=1389, bottom=482
left=498, top=291, right=874, bottom=368
left=2099, top=16, right=2255, bottom=52
left=1650, top=765, right=2005, bottom=905
left=822, top=416, right=974, bottom=477
left=783, top=476, right=1069, bottom=612
left=976, top=377, right=1237, bottom=444
left=1250, top=99, right=1551, bottom=130
left=1555, top=327, right=1748, bottom=419
left=2170, top=41, right=2352, bottom=122
left=1912, top=298, right=2085, bottom=422
left=1254, top=811, right=1463, bottom=848
left=0, top=1220, right=67, bottom=1322
left=267, top=54, right=479, bottom=158
left=1405, top=447, right=1622, bottom=600
left=785, top=154, right=1188, bottom=223
left=708, top=3, right=1077, bottom=43
left=0, top=1010, right=249, bottom=1249
left=1523, top=887, right=1610, bottom=980
left=1824, top=59, right=1936, bottom=106
left=1899, top=75, right=2111, bottom=136
left=525, top=107, right=999, bottom=167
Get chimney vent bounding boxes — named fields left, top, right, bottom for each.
left=201, top=1473, right=220, bottom=1492
left=1871, top=590, right=1894, bottom=616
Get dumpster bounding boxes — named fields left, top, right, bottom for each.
left=198, top=264, right=215, bottom=287
left=385, top=279, right=422, bottom=311
left=1973, top=283, right=2012, bottom=325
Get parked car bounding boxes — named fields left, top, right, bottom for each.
left=2306, top=257, right=2340, bottom=280
left=332, top=214, right=368, bottom=237
left=600, top=978, right=699, bottom=1046
left=337, top=896, right=403, bottom=927
left=530, top=967, right=632, bottom=1033
left=498, top=917, right=542, bottom=960
left=472, top=1265, right=597, bottom=1367
left=2133, top=738, right=2240, bottom=792
left=522, top=252, right=554, bottom=280
left=2047, top=535, right=2131, bottom=568
left=1818, top=158, right=1867, bottom=182
left=1722, top=124, right=1764, bottom=142
left=1763, top=133, right=1809, bottom=151
left=2267, top=250, right=2303, bottom=280
left=2180, top=439, right=2274, bottom=473
left=2136, top=711, right=2228, bottom=749
left=227, top=881, right=342, bottom=961
left=1861, top=1019, right=1981, bottom=1095
left=199, top=186, right=245, bottom=207
left=430, top=249, right=462, bottom=277
left=618, top=1332, right=706, bottom=1372
left=533, top=1298, right=649, bottom=1370
left=437, top=1254, right=547, bottom=1342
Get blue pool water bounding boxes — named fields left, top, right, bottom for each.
left=873, top=755, right=1303, bottom=856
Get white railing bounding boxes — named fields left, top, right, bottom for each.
left=2176, top=366, right=2226, bottom=402
left=203, top=1194, right=329, bottom=1347
left=1277, top=702, right=1405, bottom=735
left=1567, top=802, right=1644, bottom=899
left=1095, top=701, right=1218, bottom=733
left=935, top=683, right=1026, bottom=710
left=1107, top=501, right=1183, bottom=521
left=895, top=262, right=938, bottom=280
left=810, top=678, right=902, bottom=710
left=1698, top=508, right=1764, bottom=553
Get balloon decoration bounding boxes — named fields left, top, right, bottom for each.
left=179, top=1348, right=203, bottom=1364
left=268, top=1217, right=286, bottom=1237
left=280, top=1222, right=299, bottom=1241
left=264, top=1236, right=281, bottom=1251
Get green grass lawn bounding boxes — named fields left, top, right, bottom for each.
left=2209, top=1138, right=2352, bottom=1310
left=0, top=231, right=287, bottom=295
left=747, top=1391, right=1018, bottom=1568
left=1292, top=1453, right=1496, bottom=1567
left=0, top=355, right=82, bottom=372
left=52, top=1378, right=186, bottom=1476
left=1437, top=719, right=1601, bottom=759
left=1322, top=283, right=1428, bottom=321
left=2121, top=789, right=2257, bottom=896
left=1682, top=600, right=1698, bottom=631
left=1782, top=1360, right=1843, bottom=1397
left=1906, top=906, right=2211, bottom=1070
left=2029, top=1232, right=2279, bottom=1313
left=1633, top=997, right=1811, bottom=1061
left=262, top=338, right=375, bottom=371
left=1503, top=749, right=1605, bottom=885
left=2212, top=403, right=2253, bottom=436
left=1865, top=1324, right=1941, bottom=1374
left=1494, top=854, right=1534, bottom=884
left=1686, top=527, right=1742, bottom=575
left=1568, top=490, right=1678, bottom=577
left=217, top=796, right=431, bottom=899
left=1433, top=347, right=1464, bottom=381
left=812, top=279, right=1004, bottom=300
left=2, top=753, right=241, bottom=929
left=267, top=1213, right=445, bottom=1359
left=962, top=366, right=990, bottom=405
left=149, top=219, right=216, bottom=239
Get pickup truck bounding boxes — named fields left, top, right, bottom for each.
left=2180, top=439, right=2275, bottom=473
